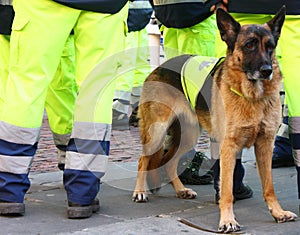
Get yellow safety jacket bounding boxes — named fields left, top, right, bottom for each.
left=181, top=55, right=224, bottom=109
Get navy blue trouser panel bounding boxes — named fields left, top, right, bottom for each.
left=63, top=169, right=102, bottom=205
left=0, top=172, right=30, bottom=203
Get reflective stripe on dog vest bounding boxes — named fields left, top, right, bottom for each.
left=181, top=56, right=220, bottom=109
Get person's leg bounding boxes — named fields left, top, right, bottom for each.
left=0, top=0, right=77, bottom=215
left=0, top=31, right=27, bottom=210
left=0, top=4, right=13, bottom=111
left=161, top=26, right=179, bottom=60
left=163, top=15, right=217, bottom=59
left=129, top=28, right=151, bottom=126
left=272, top=104, right=294, bottom=168
left=63, top=5, right=128, bottom=218
left=131, top=28, right=151, bottom=103
left=279, top=15, right=300, bottom=200
left=0, top=35, right=10, bottom=114
left=45, top=34, right=78, bottom=170
left=112, top=30, right=138, bottom=130
left=211, top=138, right=253, bottom=204
left=178, top=15, right=217, bottom=57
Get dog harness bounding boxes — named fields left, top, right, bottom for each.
left=181, top=55, right=223, bottom=109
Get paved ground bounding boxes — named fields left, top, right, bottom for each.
left=1, top=115, right=299, bottom=235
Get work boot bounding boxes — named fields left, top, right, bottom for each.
left=67, top=198, right=100, bottom=219
left=213, top=159, right=253, bottom=204
left=233, top=183, right=253, bottom=201
left=0, top=201, right=25, bottom=216
left=214, top=183, right=253, bottom=204
left=272, top=153, right=294, bottom=168
left=179, top=151, right=213, bottom=185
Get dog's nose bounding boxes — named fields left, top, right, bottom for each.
left=260, top=65, right=272, bottom=78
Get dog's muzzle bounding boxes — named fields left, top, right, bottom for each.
left=259, top=64, right=273, bottom=80
left=247, top=64, right=273, bottom=81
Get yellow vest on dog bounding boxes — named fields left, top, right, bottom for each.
left=181, top=56, right=221, bottom=109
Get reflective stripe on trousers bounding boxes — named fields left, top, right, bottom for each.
left=273, top=105, right=293, bottom=158
left=0, top=121, right=38, bottom=202
left=289, top=117, right=300, bottom=167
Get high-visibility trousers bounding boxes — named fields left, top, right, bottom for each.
left=0, top=0, right=128, bottom=204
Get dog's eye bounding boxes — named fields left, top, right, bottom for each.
left=266, top=42, right=275, bottom=52
left=245, top=40, right=257, bottom=51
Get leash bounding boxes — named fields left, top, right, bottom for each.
left=178, top=218, right=246, bottom=234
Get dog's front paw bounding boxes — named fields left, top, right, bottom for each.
left=218, top=218, right=240, bottom=233
left=271, top=210, right=297, bottom=223
left=176, top=188, right=197, bottom=199
left=132, top=191, right=149, bottom=203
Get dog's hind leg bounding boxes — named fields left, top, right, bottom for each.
left=133, top=155, right=151, bottom=202
left=254, top=137, right=297, bottom=223
left=133, top=108, right=170, bottom=202
left=133, top=147, right=165, bottom=202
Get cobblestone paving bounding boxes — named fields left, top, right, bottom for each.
left=31, top=116, right=59, bottom=173
left=32, top=115, right=210, bottom=173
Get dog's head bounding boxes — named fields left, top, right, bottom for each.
left=216, top=6, right=286, bottom=81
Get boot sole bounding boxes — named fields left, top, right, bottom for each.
left=0, top=202, right=25, bottom=216
left=67, top=206, right=93, bottom=219
left=67, top=200, right=100, bottom=219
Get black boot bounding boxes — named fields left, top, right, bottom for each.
left=212, top=160, right=221, bottom=204
left=67, top=198, right=100, bottom=219
left=233, top=159, right=253, bottom=201
left=213, top=159, right=253, bottom=204
left=179, top=151, right=213, bottom=185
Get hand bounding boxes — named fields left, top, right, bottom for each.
left=210, top=0, right=228, bottom=12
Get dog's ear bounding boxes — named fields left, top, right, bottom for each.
left=216, top=8, right=241, bottom=51
left=266, top=5, right=286, bottom=44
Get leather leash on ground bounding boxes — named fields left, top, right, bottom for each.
left=178, top=218, right=246, bottom=234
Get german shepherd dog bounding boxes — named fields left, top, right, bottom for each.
left=133, top=7, right=297, bottom=232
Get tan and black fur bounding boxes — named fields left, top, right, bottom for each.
left=132, top=7, right=297, bottom=232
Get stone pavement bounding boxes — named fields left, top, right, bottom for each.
left=1, top=116, right=299, bottom=235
